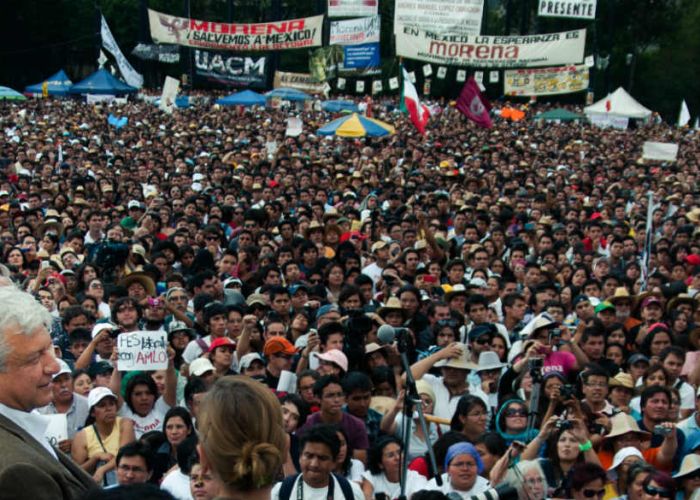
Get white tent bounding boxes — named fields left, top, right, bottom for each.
left=584, top=87, right=652, bottom=119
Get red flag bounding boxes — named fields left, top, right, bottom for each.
left=456, top=77, right=493, bottom=128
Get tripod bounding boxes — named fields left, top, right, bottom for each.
left=397, top=335, right=441, bottom=500
left=526, top=357, right=544, bottom=436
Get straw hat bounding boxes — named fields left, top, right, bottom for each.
left=666, top=293, right=698, bottom=313
left=377, top=297, right=404, bottom=318
left=434, top=343, right=475, bottom=370
left=604, top=413, right=651, bottom=441
left=608, top=372, right=634, bottom=390
left=607, top=287, right=633, bottom=306
left=673, top=454, right=700, bottom=479
left=686, top=207, right=700, bottom=224
left=118, top=272, right=156, bottom=297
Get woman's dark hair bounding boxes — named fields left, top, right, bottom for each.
left=125, top=373, right=159, bottom=414
left=111, top=296, right=141, bottom=322
left=640, top=327, right=674, bottom=357
left=71, top=368, right=92, bottom=382
left=367, top=436, right=402, bottom=475
left=162, top=407, right=194, bottom=444
left=568, top=462, right=607, bottom=494
left=625, top=462, right=655, bottom=493
left=450, top=395, right=487, bottom=432
left=642, top=471, right=675, bottom=498
left=331, top=425, right=353, bottom=477
left=473, top=432, right=507, bottom=457
left=178, top=435, right=201, bottom=475
left=279, top=394, right=310, bottom=432
left=139, top=430, right=167, bottom=453
left=545, top=426, right=586, bottom=483
left=370, top=366, right=397, bottom=396
left=338, top=285, right=365, bottom=310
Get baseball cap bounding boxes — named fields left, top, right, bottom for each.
left=208, top=337, right=235, bottom=353
left=628, top=353, right=650, bottom=366
left=239, top=352, right=264, bottom=371
left=87, top=387, right=117, bottom=409
left=91, top=323, right=116, bottom=338
left=289, top=283, right=309, bottom=296
left=127, top=200, right=142, bottom=210
left=53, top=359, right=72, bottom=380
left=246, top=294, right=269, bottom=308
left=314, top=349, right=349, bottom=372
left=263, top=336, right=296, bottom=357
left=468, top=323, right=496, bottom=341
left=316, top=304, right=340, bottom=321
left=223, top=277, right=242, bottom=288
left=610, top=447, right=643, bottom=471
left=371, top=240, right=388, bottom=253
left=594, top=301, right=616, bottom=314
left=641, top=296, right=662, bottom=308
left=572, top=295, right=590, bottom=307
left=189, top=358, right=215, bottom=377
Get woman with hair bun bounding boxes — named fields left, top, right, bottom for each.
left=197, top=375, right=287, bottom=499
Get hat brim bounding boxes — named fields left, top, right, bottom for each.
left=118, top=273, right=156, bottom=297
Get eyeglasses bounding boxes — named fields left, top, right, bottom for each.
left=642, top=485, right=671, bottom=498
left=205, top=236, right=219, bottom=241
left=505, top=408, right=527, bottom=417
left=582, top=488, right=605, bottom=498
left=474, top=336, right=492, bottom=345
left=170, top=295, right=188, bottom=301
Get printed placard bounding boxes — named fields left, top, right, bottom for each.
left=356, top=80, right=365, bottom=93
left=489, top=71, right=499, bottom=83
left=422, top=64, right=433, bottom=77
left=456, top=70, right=467, bottom=82
left=437, top=66, right=447, bottom=79
left=388, top=77, right=399, bottom=90
left=117, top=331, right=169, bottom=371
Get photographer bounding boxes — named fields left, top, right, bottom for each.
left=520, top=415, right=600, bottom=495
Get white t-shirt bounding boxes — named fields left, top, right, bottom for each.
left=119, top=395, right=170, bottom=438
left=420, top=373, right=490, bottom=422
left=270, top=475, right=364, bottom=500
left=361, top=470, right=427, bottom=499
left=182, top=335, right=212, bottom=364
left=426, top=473, right=490, bottom=499
left=160, top=468, right=193, bottom=500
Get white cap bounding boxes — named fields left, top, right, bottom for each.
left=92, top=323, right=116, bottom=338
left=189, top=358, right=215, bottom=377
left=239, top=352, right=264, bottom=371
left=53, top=359, right=72, bottom=379
left=87, top=387, right=117, bottom=409
left=609, top=447, right=643, bottom=471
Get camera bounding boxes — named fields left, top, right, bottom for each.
left=555, top=419, right=573, bottom=431
left=548, top=328, right=562, bottom=346
left=560, top=384, right=577, bottom=400
left=653, top=425, right=673, bottom=437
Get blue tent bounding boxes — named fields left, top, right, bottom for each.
left=69, top=69, right=136, bottom=95
left=24, top=70, right=73, bottom=96
left=0, top=86, right=26, bottom=101
left=265, top=87, right=311, bottom=101
left=216, top=89, right=266, bottom=107
left=321, top=100, right=358, bottom=113
left=154, top=96, right=191, bottom=108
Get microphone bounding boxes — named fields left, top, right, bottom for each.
left=377, top=324, right=409, bottom=345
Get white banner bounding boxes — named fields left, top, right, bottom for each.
left=394, top=0, right=484, bottom=36
left=101, top=16, right=143, bottom=88
left=642, top=141, right=679, bottom=162
left=160, top=76, right=180, bottom=114
left=396, top=27, right=586, bottom=68
left=538, top=0, right=597, bottom=20
left=328, top=0, right=378, bottom=18
left=330, top=16, right=380, bottom=46
left=504, top=64, right=589, bottom=96
left=273, top=71, right=326, bottom=94
left=589, top=114, right=628, bottom=129
left=149, top=9, right=323, bottom=51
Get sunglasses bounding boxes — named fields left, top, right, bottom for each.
left=642, top=485, right=671, bottom=498
left=505, top=408, right=527, bottom=417
left=474, top=336, right=492, bottom=345
left=582, top=489, right=605, bottom=498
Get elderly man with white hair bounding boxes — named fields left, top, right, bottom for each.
left=0, top=286, right=95, bottom=498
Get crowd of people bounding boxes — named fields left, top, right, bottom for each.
left=0, top=92, right=699, bottom=500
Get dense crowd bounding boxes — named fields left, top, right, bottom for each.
left=1, top=93, right=700, bottom=500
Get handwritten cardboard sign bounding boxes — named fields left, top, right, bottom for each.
left=117, top=331, right=168, bottom=371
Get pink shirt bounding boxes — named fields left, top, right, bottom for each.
left=543, top=351, right=576, bottom=376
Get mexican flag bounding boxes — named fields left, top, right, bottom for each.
left=400, top=67, right=430, bottom=134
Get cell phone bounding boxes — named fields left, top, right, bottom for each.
left=512, top=440, right=526, bottom=451
left=560, top=384, right=577, bottom=400
left=423, top=274, right=437, bottom=284
left=41, top=260, right=51, bottom=270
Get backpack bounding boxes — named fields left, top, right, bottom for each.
left=278, top=473, right=354, bottom=500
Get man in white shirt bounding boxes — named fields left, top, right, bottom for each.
left=0, top=286, right=95, bottom=498
left=271, top=424, right=363, bottom=500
